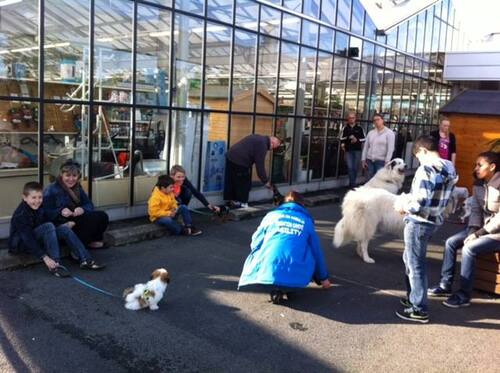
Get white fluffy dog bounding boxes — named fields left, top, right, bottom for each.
left=444, top=186, right=469, bottom=218
left=363, top=158, right=406, bottom=194
left=333, top=188, right=409, bottom=263
left=123, top=268, right=170, bottom=311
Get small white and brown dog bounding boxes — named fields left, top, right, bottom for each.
left=123, top=268, right=170, bottom=311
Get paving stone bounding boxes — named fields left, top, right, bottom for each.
left=104, top=224, right=167, bottom=246
left=303, top=193, right=340, bottom=207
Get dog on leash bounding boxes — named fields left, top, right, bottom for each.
left=363, top=158, right=406, bottom=194
left=271, top=184, right=285, bottom=206
left=123, top=268, right=170, bottom=311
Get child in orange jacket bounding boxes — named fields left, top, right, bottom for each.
left=148, top=175, right=202, bottom=236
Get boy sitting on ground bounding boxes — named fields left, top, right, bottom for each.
left=9, top=182, right=105, bottom=277
left=148, top=175, right=202, bottom=236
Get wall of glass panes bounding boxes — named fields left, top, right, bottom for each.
left=0, top=0, right=458, bottom=220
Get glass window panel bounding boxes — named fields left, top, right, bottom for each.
left=362, top=41, right=374, bottom=64
left=230, top=114, right=252, bottom=147
left=368, top=67, right=383, bottom=116
left=260, top=6, right=280, bottom=38
left=235, top=0, right=258, bottom=31
left=204, top=23, right=231, bottom=109
left=417, top=80, right=427, bottom=124
left=391, top=72, right=403, bottom=122
left=374, top=45, right=385, bottom=66
left=395, top=53, right=405, bottom=72
left=415, top=14, right=425, bottom=57
left=336, top=0, right=351, bottom=30
left=334, top=32, right=349, bottom=56
left=134, top=109, right=169, bottom=203
left=386, top=29, right=397, bottom=48
left=315, top=52, right=332, bottom=117
left=173, top=15, right=203, bottom=108
left=431, top=11, right=440, bottom=63
left=358, top=63, right=372, bottom=120
left=331, top=56, right=346, bottom=119
left=423, top=8, right=433, bottom=61
left=94, top=0, right=133, bottom=103
left=385, top=50, right=396, bottom=70
left=351, top=0, right=364, bottom=35
left=0, top=0, right=38, bottom=97
left=207, top=0, right=233, bottom=23
left=282, top=13, right=300, bottom=43
left=321, top=0, right=336, bottom=25
left=91, top=104, right=132, bottom=206
left=256, top=36, right=279, bottom=114
left=349, top=36, right=362, bottom=60
left=253, top=115, right=273, bottom=181
left=273, top=117, right=293, bottom=184
left=283, top=0, right=302, bottom=13
left=324, top=118, right=343, bottom=178
left=44, top=0, right=88, bottom=100
left=232, top=30, right=256, bottom=113
left=405, top=57, right=414, bottom=75
left=170, top=110, right=203, bottom=188
left=344, top=59, right=359, bottom=115
left=295, top=117, right=310, bottom=182
left=136, top=5, right=171, bottom=107
left=278, top=42, right=299, bottom=115
left=319, top=26, right=334, bottom=52
left=382, top=70, right=393, bottom=119
left=303, top=0, right=320, bottom=18
left=176, top=0, right=203, bottom=14
left=148, top=0, right=172, bottom=6
left=296, top=47, right=316, bottom=116
left=203, top=113, right=227, bottom=192
left=400, top=75, right=411, bottom=124
left=407, top=18, right=416, bottom=54
left=397, top=22, right=408, bottom=51
left=409, top=77, right=419, bottom=122
left=302, top=20, right=319, bottom=48
left=309, top=118, right=326, bottom=180
left=364, top=14, right=376, bottom=40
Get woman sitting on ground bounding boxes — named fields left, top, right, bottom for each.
left=238, top=191, right=331, bottom=303
left=170, top=165, right=220, bottom=213
left=43, top=159, right=109, bottom=249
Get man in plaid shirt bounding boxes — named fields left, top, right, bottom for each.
left=395, top=135, right=458, bottom=323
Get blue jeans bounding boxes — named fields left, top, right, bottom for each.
left=439, top=228, right=499, bottom=300
left=33, top=223, right=60, bottom=262
left=345, top=151, right=361, bottom=187
left=155, top=205, right=193, bottom=235
left=56, top=225, right=92, bottom=263
left=366, top=159, right=385, bottom=180
left=402, top=219, right=437, bottom=312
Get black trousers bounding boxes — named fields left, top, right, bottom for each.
left=72, top=210, right=109, bottom=245
left=223, top=159, right=252, bottom=203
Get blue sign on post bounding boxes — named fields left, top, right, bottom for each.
left=203, top=140, right=226, bottom=192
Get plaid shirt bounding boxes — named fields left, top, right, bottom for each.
left=405, top=159, right=458, bottom=225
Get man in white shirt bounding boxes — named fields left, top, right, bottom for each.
left=361, top=114, right=396, bottom=180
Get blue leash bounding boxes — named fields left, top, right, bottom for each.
left=59, top=265, right=121, bottom=299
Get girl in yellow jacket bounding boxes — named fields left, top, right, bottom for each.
left=148, top=175, right=202, bottom=236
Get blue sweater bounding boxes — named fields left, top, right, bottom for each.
left=43, top=182, right=94, bottom=224
left=238, top=202, right=329, bottom=289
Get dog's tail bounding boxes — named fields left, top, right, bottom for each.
left=333, top=217, right=347, bottom=248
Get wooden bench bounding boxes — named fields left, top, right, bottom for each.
left=475, top=252, right=500, bottom=295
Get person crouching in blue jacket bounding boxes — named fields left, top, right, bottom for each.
left=238, top=191, right=332, bottom=304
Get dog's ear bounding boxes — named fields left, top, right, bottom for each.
left=386, top=160, right=396, bottom=169
left=161, top=270, right=170, bottom=284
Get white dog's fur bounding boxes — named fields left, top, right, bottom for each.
left=460, top=196, right=473, bottom=223
left=333, top=188, right=409, bottom=263
left=363, top=158, right=406, bottom=194
left=444, top=186, right=469, bottom=218
left=123, top=268, right=170, bottom=311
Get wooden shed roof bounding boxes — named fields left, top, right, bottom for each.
left=440, top=90, right=500, bottom=116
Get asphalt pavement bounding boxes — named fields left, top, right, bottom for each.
left=0, top=203, right=499, bottom=372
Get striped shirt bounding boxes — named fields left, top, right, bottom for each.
left=405, top=158, right=458, bottom=225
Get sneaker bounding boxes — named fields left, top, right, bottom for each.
left=80, top=260, right=106, bottom=270
left=240, top=203, right=249, bottom=208
left=51, top=266, right=71, bottom=278
left=400, top=297, right=412, bottom=308
left=428, top=285, right=452, bottom=297
left=269, top=290, right=285, bottom=304
left=443, top=294, right=470, bottom=308
left=181, top=226, right=191, bottom=236
left=188, top=226, right=202, bottom=236
left=395, top=307, right=429, bottom=323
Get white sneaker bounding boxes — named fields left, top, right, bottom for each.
left=241, top=203, right=249, bottom=208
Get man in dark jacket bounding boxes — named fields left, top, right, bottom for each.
left=224, top=134, right=281, bottom=208
left=340, top=111, right=366, bottom=188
